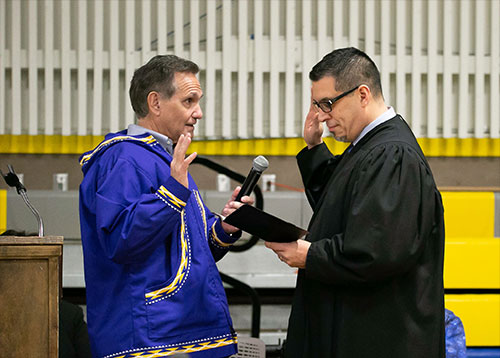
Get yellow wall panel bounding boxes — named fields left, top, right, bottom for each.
left=445, top=294, right=500, bottom=346
left=0, top=135, right=104, bottom=154
left=1, top=135, right=499, bottom=157
left=444, top=238, right=500, bottom=289
left=441, top=192, right=495, bottom=238
left=418, top=138, right=500, bottom=157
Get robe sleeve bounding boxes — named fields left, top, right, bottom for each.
left=305, top=143, right=440, bottom=286
left=95, top=157, right=191, bottom=264
left=297, top=143, right=343, bottom=208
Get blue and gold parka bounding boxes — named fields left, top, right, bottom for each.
left=79, top=130, right=238, bottom=358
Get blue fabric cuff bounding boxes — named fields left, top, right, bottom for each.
left=155, top=176, right=192, bottom=212
left=211, top=219, right=242, bottom=248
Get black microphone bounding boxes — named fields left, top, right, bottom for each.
left=235, top=155, right=269, bottom=202
left=0, top=165, right=26, bottom=194
left=1, top=165, right=44, bottom=237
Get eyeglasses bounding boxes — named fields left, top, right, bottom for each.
left=312, top=85, right=360, bottom=113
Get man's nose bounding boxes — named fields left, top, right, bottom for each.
left=193, top=104, right=203, bottom=119
left=318, top=110, right=330, bottom=123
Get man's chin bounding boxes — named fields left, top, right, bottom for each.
left=328, top=132, right=348, bottom=143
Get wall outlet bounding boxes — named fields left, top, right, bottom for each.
left=217, top=174, right=230, bottom=192
left=262, top=174, right=276, bottom=192
left=53, top=173, right=68, bottom=191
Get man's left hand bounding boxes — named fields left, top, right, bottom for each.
left=220, top=186, right=254, bottom=234
left=265, top=240, right=311, bottom=269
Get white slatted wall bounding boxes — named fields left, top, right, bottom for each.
left=0, top=0, right=499, bottom=139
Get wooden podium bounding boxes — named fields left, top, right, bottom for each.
left=0, top=236, right=63, bottom=357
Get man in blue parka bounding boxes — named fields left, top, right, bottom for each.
left=79, top=55, right=251, bottom=358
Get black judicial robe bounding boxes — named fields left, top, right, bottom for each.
left=287, top=116, right=445, bottom=358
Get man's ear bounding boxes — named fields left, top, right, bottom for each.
left=358, top=85, right=371, bottom=107
left=147, top=91, right=161, bottom=116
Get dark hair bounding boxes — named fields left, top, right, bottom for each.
left=129, top=55, right=199, bottom=118
left=309, top=47, right=383, bottom=99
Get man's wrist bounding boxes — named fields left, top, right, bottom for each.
left=307, top=139, right=323, bottom=149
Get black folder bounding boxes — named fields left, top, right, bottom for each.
left=223, top=204, right=308, bottom=242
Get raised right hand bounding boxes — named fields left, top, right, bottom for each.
left=303, top=99, right=323, bottom=149
left=170, top=134, right=197, bottom=188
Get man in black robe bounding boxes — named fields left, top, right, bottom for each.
left=266, top=47, right=445, bottom=357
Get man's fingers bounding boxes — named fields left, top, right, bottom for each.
left=170, top=134, right=195, bottom=188
left=172, top=135, right=184, bottom=160
left=184, top=151, right=197, bottom=166
left=173, top=134, right=197, bottom=168
left=231, top=201, right=244, bottom=209
left=265, top=241, right=289, bottom=251
left=265, top=241, right=277, bottom=250
left=240, top=195, right=254, bottom=205
left=308, top=100, right=316, bottom=113
left=306, top=110, right=319, bottom=124
left=174, top=134, right=191, bottom=159
left=222, top=200, right=243, bottom=215
left=180, top=134, right=192, bottom=154
left=230, top=186, right=241, bottom=201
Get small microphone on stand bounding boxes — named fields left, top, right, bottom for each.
left=235, top=156, right=269, bottom=202
left=1, top=165, right=44, bottom=237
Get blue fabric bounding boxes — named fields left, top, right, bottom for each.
left=467, top=348, right=500, bottom=358
left=79, top=130, right=238, bottom=358
left=445, top=309, right=467, bottom=358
